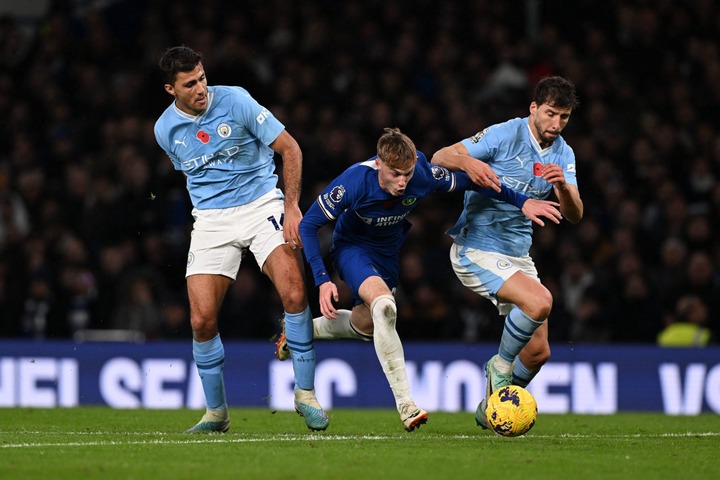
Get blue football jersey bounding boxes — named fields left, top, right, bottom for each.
left=154, top=85, right=285, bottom=209
left=448, top=117, right=578, bottom=257
left=300, top=151, right=528, bottom=286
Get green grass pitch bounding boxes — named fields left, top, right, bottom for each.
left=1, top=407, right=719, bottom=479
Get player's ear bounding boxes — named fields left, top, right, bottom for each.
left=164, top=84, right=176, bottom=96
left=529, top=102, right=537, bottom=115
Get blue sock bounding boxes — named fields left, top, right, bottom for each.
left=499, top=307, right=543, bottom=363
left=193, top=334, right=227, bottom=410
left=284, top=306, right=315, bottom=391
left=512, top=358, right=537, bottom=387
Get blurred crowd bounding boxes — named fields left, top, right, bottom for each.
left=0, top=0, right=718, bottom=345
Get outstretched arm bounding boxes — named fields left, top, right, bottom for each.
left=432, top=142, right=501, bottom=192
left=481, top=184, right=562, bottom=226
left=453, top=170, right=562, bottom=227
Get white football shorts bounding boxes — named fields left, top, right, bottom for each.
left=449, top=242, right=540, bottom=315
left=186, top=188, right=287, bottom=279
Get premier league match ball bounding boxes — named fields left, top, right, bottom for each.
left=486, top=385, right=538, bottom=437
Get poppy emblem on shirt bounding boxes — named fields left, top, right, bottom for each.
left=197, top=130, right=210, bottom=143
left=329, top=185, right=345, bottom=203
left=217, top=123, right=232, bottom=138
left=383, top=201, right=393, bottom=209
left=533, top=162, right=543, bottom=176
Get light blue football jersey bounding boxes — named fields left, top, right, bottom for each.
left=154, top=85, right=285, bottom=209
left=448, top=117, right=578, bottom=257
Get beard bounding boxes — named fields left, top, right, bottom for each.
left=533, top=120, right=558, bottom=148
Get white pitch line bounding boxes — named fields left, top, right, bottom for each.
left=1, top=432, right=719, bottom=449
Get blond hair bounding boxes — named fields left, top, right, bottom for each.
left=377, top=127, right=416, bottom=170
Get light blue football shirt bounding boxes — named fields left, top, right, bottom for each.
left=448, top=117, right=578, bottom=257
left=154, top=85, right=285, bottom=209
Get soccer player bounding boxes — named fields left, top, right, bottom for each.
left=279, top=127, right=561, bottom=431
left=153, top=46, right=327, bottom=432
left=431, top=76, right=583, bottom=430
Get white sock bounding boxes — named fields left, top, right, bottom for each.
left=371, top=295, right=411, bottom=409
left=313, top=309, right=372, bottom=340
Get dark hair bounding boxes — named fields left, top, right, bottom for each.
left=377, top=127, right=417, bottom=170
left=158, top=46, right=203, bottom=85
left=533, top=76, right=579, bottom=110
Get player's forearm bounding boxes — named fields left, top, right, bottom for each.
left=431, top=146, right=471, bottom=172
left=456, top=172, right=528, bottom=209
left=282, top=149, right=303, bottom=207
left=298, top=203, right=332, bottom=285
left=298, top=230, right=328, bottom=285
left=491, top=184, right=528, bottom=209
left=555, top=185, right=583, bottom=223
left=272, top=130, right=303, bottom=206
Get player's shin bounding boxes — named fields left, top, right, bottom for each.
left=371, top=295, right=429, bottom=431
left=284, top=305, right=316, bottom=390
left=188, top=334, right=230, bottom=432
left=193, top=334, right=227, bottom=410
left=498, top=307, right=544, bottom=372
left=370, top=295, right=410, bottom=405
left=286, top=306, right=329, bottom=430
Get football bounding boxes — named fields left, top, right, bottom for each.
left=486, top=385, right=537, bottom=437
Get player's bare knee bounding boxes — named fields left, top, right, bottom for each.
left=527, top=291, right=553, bottom=321
left=370, top=295, right=396, bottom=328
left=190, top=316, right=218, bottom=341
left=279, top=286, right=307, bottom=312
left=540, top=288, right=553, bottom=316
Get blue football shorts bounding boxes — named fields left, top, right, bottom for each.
left=331, top=244, right=399, bottom=306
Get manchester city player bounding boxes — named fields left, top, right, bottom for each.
left=154, top=46, right=327, bottom=432
left=280, top=128, right=561, bottom=431
left=431, top=76, right=583, bottom=430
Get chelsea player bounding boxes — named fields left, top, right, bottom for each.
left=431, top=76, right=583, bottom=430
left=154, top=46, right=327, bottom=432
left=287, top=128, right=561, bottom=431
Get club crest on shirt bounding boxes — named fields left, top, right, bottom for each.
left=217, top=123, right=232, bottom=138
left=187, top=252, right=195, bottom=267
left=402, top=198, right=417, bottom=206
left=469, top=128, right=488, bottom=143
